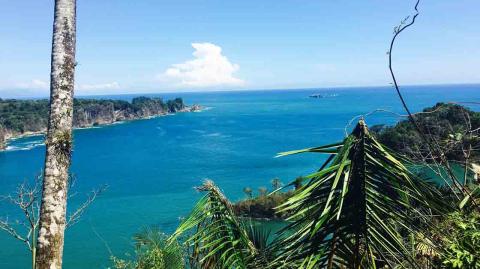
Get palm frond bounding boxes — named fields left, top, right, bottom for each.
left=244, top=220, right=276, bottom=267
left=245, top=221, right=272, bottom=252
left=113, top=226, right=185, bottom=269
left=271, top=120, right=443, bottom=269
left=169, top=180, right=256, bottom=269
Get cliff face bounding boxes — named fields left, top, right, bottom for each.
left=0, top=126, right=5, bottom=150
left=0, top=97, right=198, bottom=149
left=73, top=97, right=188, bottom=127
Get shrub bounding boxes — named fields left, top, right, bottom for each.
left=111, top=227, right=185, bottom=269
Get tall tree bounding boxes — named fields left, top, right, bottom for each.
left=35, top=0, right=76, bottom=268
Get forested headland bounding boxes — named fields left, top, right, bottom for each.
left=372, top=103, right=480, bottom=163
left=0, top=97, right=201, bottom=149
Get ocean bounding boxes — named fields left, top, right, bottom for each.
left=0, top=85, right=478, bottom=268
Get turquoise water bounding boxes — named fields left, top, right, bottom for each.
left=0, top=85, right=479, bottom=268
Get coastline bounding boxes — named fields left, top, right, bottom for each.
left=1, top=105, right=203, bottom=151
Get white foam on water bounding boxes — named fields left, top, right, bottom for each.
left=5, top=141, right=45, bottom=151
left=204, top=132, right=222, bottom=137
left=202, top=132, right=231, bottom=138
left=5, top=138, right=45, bottom=152
left=195, top=106, right=213, bottom=112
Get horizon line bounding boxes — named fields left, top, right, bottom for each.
left=1, top=82, right=479, bottom=99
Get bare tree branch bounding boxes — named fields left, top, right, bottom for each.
left=0, top=173, right=107, bottom=267
left=66, top=184, right=108, bottom=227
left=0, top=217, right=29, bottom=247
left=344, top=105, right=447, bottom=137
left=386, top=0, right=478, bottom=202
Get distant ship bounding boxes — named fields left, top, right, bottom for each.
left=309, top=93, right=338, bottom=98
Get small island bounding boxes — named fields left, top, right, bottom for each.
left=0, top=96, right=202, bottom=150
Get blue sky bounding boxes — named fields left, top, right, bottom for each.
left=0, top=0, right=479, bottom=97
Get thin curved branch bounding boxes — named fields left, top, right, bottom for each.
left=66, top=184, right=108, bottom=227
left=388, top=0, right=421, bottom=122
left=0, top=218, right=29, bottom=247
left=387, top=0, right=473, bottom=198
left=343, top=105, right=447, bottom=137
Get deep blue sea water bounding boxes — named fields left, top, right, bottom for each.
left=0, top=85, right=478, bottom=268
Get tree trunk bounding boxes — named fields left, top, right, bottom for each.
left=35, top=1, right=76, bottom=268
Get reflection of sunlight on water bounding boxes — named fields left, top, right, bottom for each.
left=193, top=129, right=206, bottom=134
left=204, top=132, right=222, bottom=137
left=156, top=126, right=166, bottom=136
left=202, top=132, right=232, bottom=138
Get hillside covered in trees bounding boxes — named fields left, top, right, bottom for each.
left=372, top=103, right=480, bottom=163
left=0, top=97, right=200, bottom=149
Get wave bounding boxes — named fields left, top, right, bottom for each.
left=156, top=126, right=166, bottom=136
left=203, top=132, right=231, bottom=138
left=5, top=139, right=45, bottom=151
left=193, top=106, right=213, bottom=113
left=76, top=126, right=102, bottom=130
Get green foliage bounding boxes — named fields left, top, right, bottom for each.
left=372, top=103, right=480, bottom=163
left=169, top=180, right=257, bottom=269
left=271, top=120, right=444, bottom=268
left=245, top=221, right=274, bottom=267
left=258, top=187, right=268, bottom=197
left=111, top=227, right=184, bottom=269
left=166, top=98, right=186, bottom=113
left=292, top=176, right=305, bottom=190
left=0, top=97, right=185, bottom=136
left=460, top=185, right=480, bottom=210
left=234, top=191, right=292, bottom=220
left=271, top=178, right=282, bottom=191
left=0, top=99, right=49, bottom=133
left=245, top=222, right=272, bottom=252
left=438, top=211, right=480, bottom=269
left=243, top=187, right=253, bottom=199
left=169, top=120, right=458, bottom=269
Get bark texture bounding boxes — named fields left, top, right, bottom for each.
left=35, top=0, right=76, bottom=268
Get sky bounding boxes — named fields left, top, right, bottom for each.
left=0, top=0, right=479, bottom=97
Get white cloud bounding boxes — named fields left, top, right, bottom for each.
left=14, top=79, right=49, bottom=90
left=161, top=42, right=244, bottom=88
left=79, top=82, right=120, bottom=91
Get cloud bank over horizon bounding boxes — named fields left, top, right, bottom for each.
left=78, top=82, right=120, bottom=91
left=13, top=79, right=49, bottom=90
left=0, top=80, right=123, bottom=97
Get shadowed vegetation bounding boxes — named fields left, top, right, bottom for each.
left=160, top=120, right=478, bottom=269
left=111, top=227, right=185, bottom=269
left=372, top=103, right=480, bottom=164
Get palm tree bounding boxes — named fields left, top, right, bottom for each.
left=35, top=0, right=77, bottom=268
left=271, top=120, right=443, bottom=268
left=271, top=178, right=283, bottom=191
left=243, top=187, right=253, bottom=199
left=169, top=180, right=257, bottom=269
left=292, top=176, right=304, bottom=190
left=258, top=187, right=268, bottom=197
